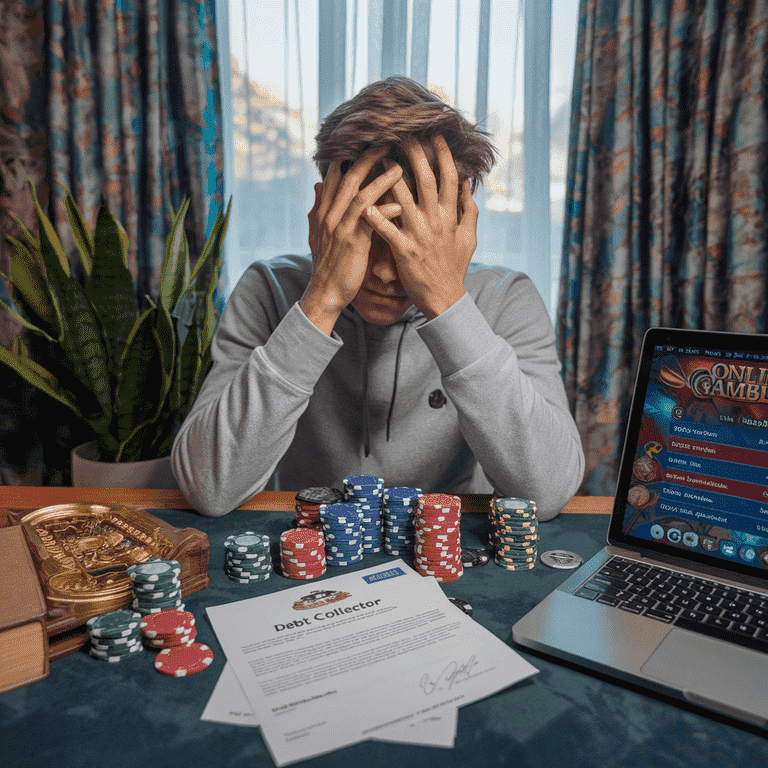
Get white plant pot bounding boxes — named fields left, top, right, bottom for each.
left=71, top=441, right=179, bottom=489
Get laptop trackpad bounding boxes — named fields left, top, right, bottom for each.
left=641, top=628, right=768, bottom=725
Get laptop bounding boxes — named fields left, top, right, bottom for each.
left=512, top=327, right=768, bottom=728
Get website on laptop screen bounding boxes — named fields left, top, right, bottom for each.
left=618, top=338, right=768, bottom=578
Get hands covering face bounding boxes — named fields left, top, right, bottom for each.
left=301, top=136, right=478, bottom=334
left=363, top=135, right=478, bottom=320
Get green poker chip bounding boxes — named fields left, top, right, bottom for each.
left=86, top=609, right=142, bottom=638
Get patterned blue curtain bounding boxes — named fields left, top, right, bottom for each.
left=0, top=0, right=223, bottom=484
left=557, top=0, right=768, bottom=496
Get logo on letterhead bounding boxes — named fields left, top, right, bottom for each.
left=292, top=589, right=351, bottom=611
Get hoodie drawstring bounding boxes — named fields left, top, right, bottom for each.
left=386, top=320, right=410, bottom=441
left=356, top=319, right=371, bottom=457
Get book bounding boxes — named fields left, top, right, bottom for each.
left=0, top=525, right=49, bottom=694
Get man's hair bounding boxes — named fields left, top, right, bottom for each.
left=313, top=77, right=497, bottom=192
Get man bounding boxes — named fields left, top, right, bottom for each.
left=171, top=77, right=584, bottom=519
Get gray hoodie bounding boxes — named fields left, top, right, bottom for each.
left=171, top=254, right=584, bottom=518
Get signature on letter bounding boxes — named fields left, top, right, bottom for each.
left=419, top=655, right=480, bottom=695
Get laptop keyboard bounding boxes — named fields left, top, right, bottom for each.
left=574, top=556, right=768, bottom=654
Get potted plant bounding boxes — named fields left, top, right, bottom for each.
left=0, top=181, right=230, bottom=487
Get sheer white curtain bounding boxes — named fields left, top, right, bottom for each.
left=216, top=0, right=579, bottom=318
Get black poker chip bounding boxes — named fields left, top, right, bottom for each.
left=448, top=597, right=473, bottom=617
left=460, top=547, right=490, bottom=567
left=295, top=487, right=345, bottom=505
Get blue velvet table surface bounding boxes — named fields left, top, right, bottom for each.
left=2, top=508, right=767, bottom=768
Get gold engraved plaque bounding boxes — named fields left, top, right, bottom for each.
left=14, top=504, right=209, bottom=656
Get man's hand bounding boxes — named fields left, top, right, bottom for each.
left=363, top=135, right=478, bottom=320
left=300, top=149, right=403, bottom=335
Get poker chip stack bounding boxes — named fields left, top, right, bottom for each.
left=413, top=493, right=463, bottom=582
left=140, top=610, right=197, bottom=649
left=224, top=532, right=272, bottom=582
left=489, top=497, right=539, bottom=570
left=86, top=609, right=144, bottom=662
left=127, top=559, right=185, bottom=615
left=381, top=486, right=423, bottom=556
left=279, top=528, right=327, bottom=579
left=343, top=475, right=385, bottom=552
left=319, top=502, right=364, bottom=565
left=294, top=487, right=344, bottom=530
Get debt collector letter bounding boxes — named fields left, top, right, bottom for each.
left=206, top=560, right=538, bottom=766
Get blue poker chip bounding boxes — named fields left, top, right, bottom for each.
left=343, top=474, right=384, bottom=486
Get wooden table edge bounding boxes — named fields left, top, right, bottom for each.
left=0, top=487, right=614, bottom=518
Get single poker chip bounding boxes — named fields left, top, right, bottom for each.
left=227, top=573, right=272, bottom=583
left=91, top=636, right=142, bottom=650
left=495, top=560, right=535, bottom=571
left=146, top=635, right=197, bottom=649
left=154, top=642, right=214, bottom=677
left=90, top=646, right=144, bottom=662
left=140, top=610, right=195, bottom=638
left=448, top=597, right=474, bottom=617
left=127, top=560, right=181, bottom=582
left=539, top=550, right=584, bottom=569
left=295, top=487, right=344, bottom=505
left=91, top=639, right=143, bottom=655
left=134, top=601, right=185, bottom=615
left=90, top=641, right=144, bottom=658
left=86, top=609, right=142, bottom=638
left=225, top=532, right=270, bottom=554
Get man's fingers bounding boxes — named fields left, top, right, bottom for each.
left=402, top=140, right=438, bottom=216
left=326, top=149, right=395, bottom=232
left=362, top=204, right=408, bottom=250
left=382, top=159, right=419, bottom=225
left=433, top=134, right=459, bottom=213
left=376, top=203, right=403, bottom=220
left=458, top=179, right=478, bottom=229
left=317, top=163, right=341, bottom=224
left=307, top=182, right=323, bottom=255
left=336, top=163, right=404, bottom=233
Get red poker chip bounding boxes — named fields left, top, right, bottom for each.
left=281, top=528, right=324, bottom=545
left=281, top=547, right=323, bottom=557
left=419, top=493, right=461, bottom=504
left=140, top=610, right=195, bottom=639
left=154, top=642, right=214, bottom=677
left=282, top=560, right=326, bottom=571
left=146, top=628, right=197, bottom=648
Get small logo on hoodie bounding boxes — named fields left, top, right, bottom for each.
left=429, top=389, right=447, bottom=409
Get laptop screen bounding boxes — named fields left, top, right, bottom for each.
left=610, top=328, right=768, bottom=585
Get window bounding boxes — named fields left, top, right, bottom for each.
left=216, top=0, right=579, bottom=319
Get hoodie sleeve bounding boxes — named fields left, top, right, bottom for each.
left=171, top=265, right=342, bottom=516
left=415, top=274, right=585, bottom=520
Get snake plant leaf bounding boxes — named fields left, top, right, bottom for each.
left=169, top=313, right=201, bottom=415
left=115, top=419, right=158, bottom=463
left=86, top=200, right=137, bottom=380
left=159, top=197, right=191, bottom=313
left=4, top=236, right=62, bottom=340
left=154, top=302, right=176, bottom=395
left=12, top=335, right=28, bottom=358
left=0, top=293, right=57, bottom=342
left=30, top=179, right=71, bottom=279
left=147, top=405, right=182, bottom=460
left=0, top=341, right=82, bottom=417
left=63, top=185, right=95, bottom=276
left=188, top=336, right=214, bottom=409
left=114, top=308, right=166, bottom=449
left=48, top=271, right=112, bottom=435
left=9, top=213, right=41, bottom=263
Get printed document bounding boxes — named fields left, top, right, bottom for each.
left=206, top=560, right=538, bottom=766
